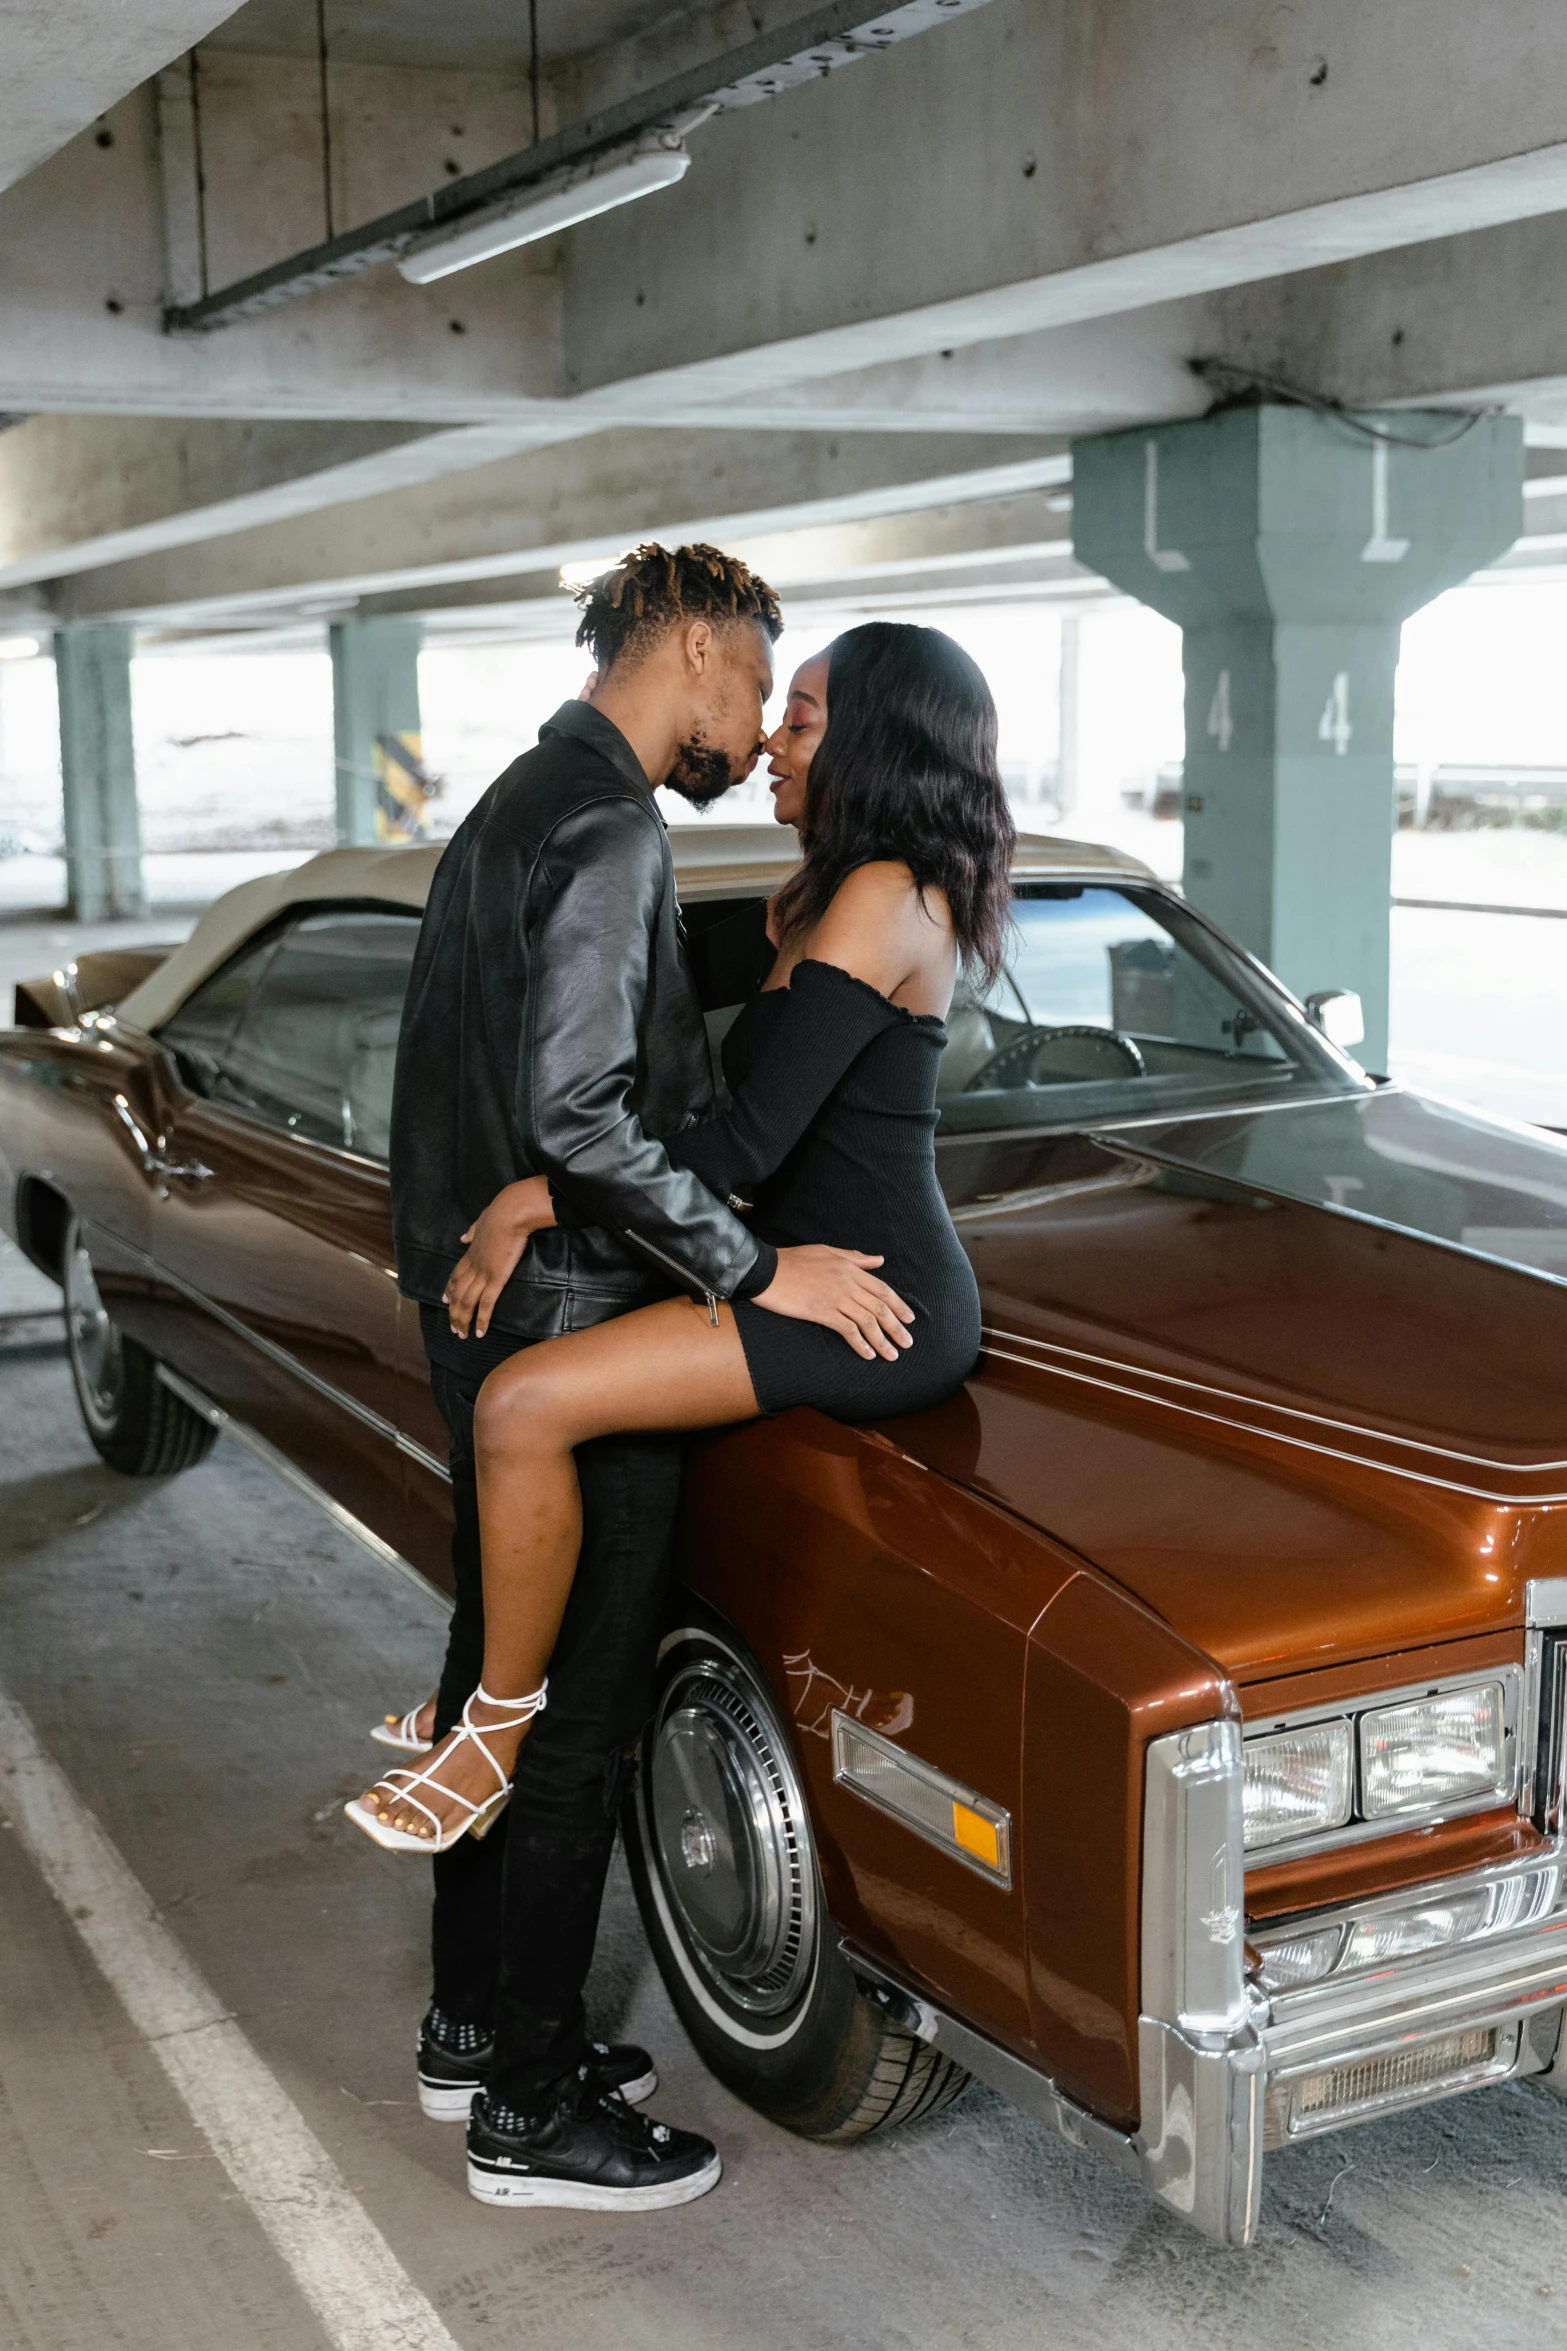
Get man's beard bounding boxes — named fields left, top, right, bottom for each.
left=665, top=733, right=739, bottom=811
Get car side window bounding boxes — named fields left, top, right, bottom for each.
left=161, top=908, right=420, bottom=1161
left=156, top=933, right=282, bottom=1099
left=935, top=881, right=1356, bottom=1135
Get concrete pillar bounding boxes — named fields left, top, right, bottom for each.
left=55, top=623, right=146, bottom=920
left=329, top=617, right=430, bottom=846
left=1071, top=406, right=1523, bottom=1068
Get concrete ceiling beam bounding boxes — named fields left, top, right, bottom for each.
left=1206, top=211, right=1567, bottom=433
left=0, top=0, right=248, bottom=196
left=45, top=428, right=1070, bottom=625
left=0, top=75, right=563, bottom=422
left=0, top=415, right=448, bottom=587
left=351, top=484, right=1078, bottom=616
left=557, top=0, right=1567, bottom=408
left=10, top=2, right=1567, bottom=428
left=368, top=556, right=1109, bottom=644
left=0, top=416, right=616, bottom=590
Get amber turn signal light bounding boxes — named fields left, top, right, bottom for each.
left=832, top=1713, right=1012, bottom=1887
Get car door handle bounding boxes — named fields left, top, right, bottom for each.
left=149, top=1155, right=214, bottom=1186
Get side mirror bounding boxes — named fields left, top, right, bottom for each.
left=1305, top=989, right=1365, bottom=1051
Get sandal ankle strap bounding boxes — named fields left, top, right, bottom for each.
left=468, top=1680, right=549, bottom=1726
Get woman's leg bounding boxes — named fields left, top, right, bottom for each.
left=359, top=1297, right=759, bottom=1840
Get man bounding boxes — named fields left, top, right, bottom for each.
left=388, top=542, right=785, bottom=2210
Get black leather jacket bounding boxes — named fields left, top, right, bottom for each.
left=389, top=701, right=774, bottom=1340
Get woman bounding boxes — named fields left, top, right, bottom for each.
left=350, top=622, right=1014, bottom=1850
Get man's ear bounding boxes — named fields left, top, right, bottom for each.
left=683, top=618, right=714, bottom=674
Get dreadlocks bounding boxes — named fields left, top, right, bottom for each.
left=572, top=542, right=783, bottom=674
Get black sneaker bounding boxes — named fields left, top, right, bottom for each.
left=467, top=2074, right=721, bottom=2210
left=417, top=2015, right=657, bottom=2122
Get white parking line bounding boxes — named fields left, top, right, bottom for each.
left=0, top=1688, right=463, bottom=2351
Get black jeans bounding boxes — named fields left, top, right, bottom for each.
left=425, top=1353, right=681, bottom=2110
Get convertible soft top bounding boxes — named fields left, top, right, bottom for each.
left=79, top=824, right=1152, bottom=1037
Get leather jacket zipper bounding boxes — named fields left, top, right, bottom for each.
left=621, top=1229, right=722, bottom=1323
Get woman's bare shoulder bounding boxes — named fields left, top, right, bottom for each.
left=825, top=859, right=949, bottom=921
left=807, top=862, right=953, bottom=996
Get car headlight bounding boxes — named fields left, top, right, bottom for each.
left=1242, top=1720, right=1353, bottom=1852
left=1359, top=1683, right=1508, bottom=1819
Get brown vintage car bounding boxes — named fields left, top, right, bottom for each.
left=8, top=826, right=1567, bottom=2246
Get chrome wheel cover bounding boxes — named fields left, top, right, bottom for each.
left=65, top=1228, right=125, bottom=1438
left=649, top=1653, right=817, bottom=2017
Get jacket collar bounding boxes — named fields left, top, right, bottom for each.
left=539, top=700, right=654, bottom=800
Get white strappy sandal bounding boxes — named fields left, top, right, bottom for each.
left=370, top=1704, right=434, bottom=1756
left=345, top=1681, right=548, bottom=1853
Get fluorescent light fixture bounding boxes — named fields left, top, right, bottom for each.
left=559, top=557, right=624, bottom=590
left=398, top=138, right=691, bottom=286
left=0, top=635, right=40, bottom=660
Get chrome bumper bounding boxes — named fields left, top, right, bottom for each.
left=1252, top=1845, right=1567, bottom=2134
left=1137, top=1726, right=1567, bottom=2244
left=853, top=1731, right=1567, bottom=2252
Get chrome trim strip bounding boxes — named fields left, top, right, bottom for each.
left=155, top=1363, right=451, bottom=1615
left=397, top=1430, right=451, bottom=1481
left=108, top=1091, right=157, bottom=1171
left=983, top=1326, right=1567, bottom=1476
left=979, top=1339, right=1567, bottom=1505
left=1529, top=1579, right=1567, bottom=1628
left=841, top=1944, right=1145, bottom=2180
left=82, top=1215, right=450, bottom=1484
left=173, top=1089, right=393, bottom=1176
left=947, top=1160, right=1159, bottom=1224
left=1089, top=1086, right=1376, bottom=1137
left=1523, top=1631, right=1546, bottom=1820
left=932, top=1086, right=1356, bottom=1154
left=1536, top=1636, right=1567, bottom=1839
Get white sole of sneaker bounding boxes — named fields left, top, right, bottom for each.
left=420, top=2068, right=657, bottom=2123
left=467, top=2150, right=722, bottom=2210
left=419, top=2077, right=481, bottom=2122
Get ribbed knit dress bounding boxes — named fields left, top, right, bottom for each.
left=666, top=959, right=981, bottom=1420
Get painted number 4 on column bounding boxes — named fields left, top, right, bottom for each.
left=1318, top=671, right=1352, bottom=755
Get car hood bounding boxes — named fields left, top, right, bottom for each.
left=900, top=1095, right=1567, bottom=1683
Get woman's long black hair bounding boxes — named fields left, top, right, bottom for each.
left=771, top=622, right=1015, bottom=989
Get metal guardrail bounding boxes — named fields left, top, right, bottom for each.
left=1394, top=898, right=1567, bottom=920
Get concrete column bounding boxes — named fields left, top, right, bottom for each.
left=1071, top=406, right=1523, bottom=1068
left=54, top=623, right=146, bottom=920
left=329, top=617, right=430, bottom=846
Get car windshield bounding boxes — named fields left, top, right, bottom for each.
left=935, top=882, right=1366, bottom=1136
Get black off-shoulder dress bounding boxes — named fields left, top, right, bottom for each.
left=666, top=959, right=981, bottom=1420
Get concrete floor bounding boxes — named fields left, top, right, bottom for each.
left=4, top=1238, right=1567, bottom=2349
